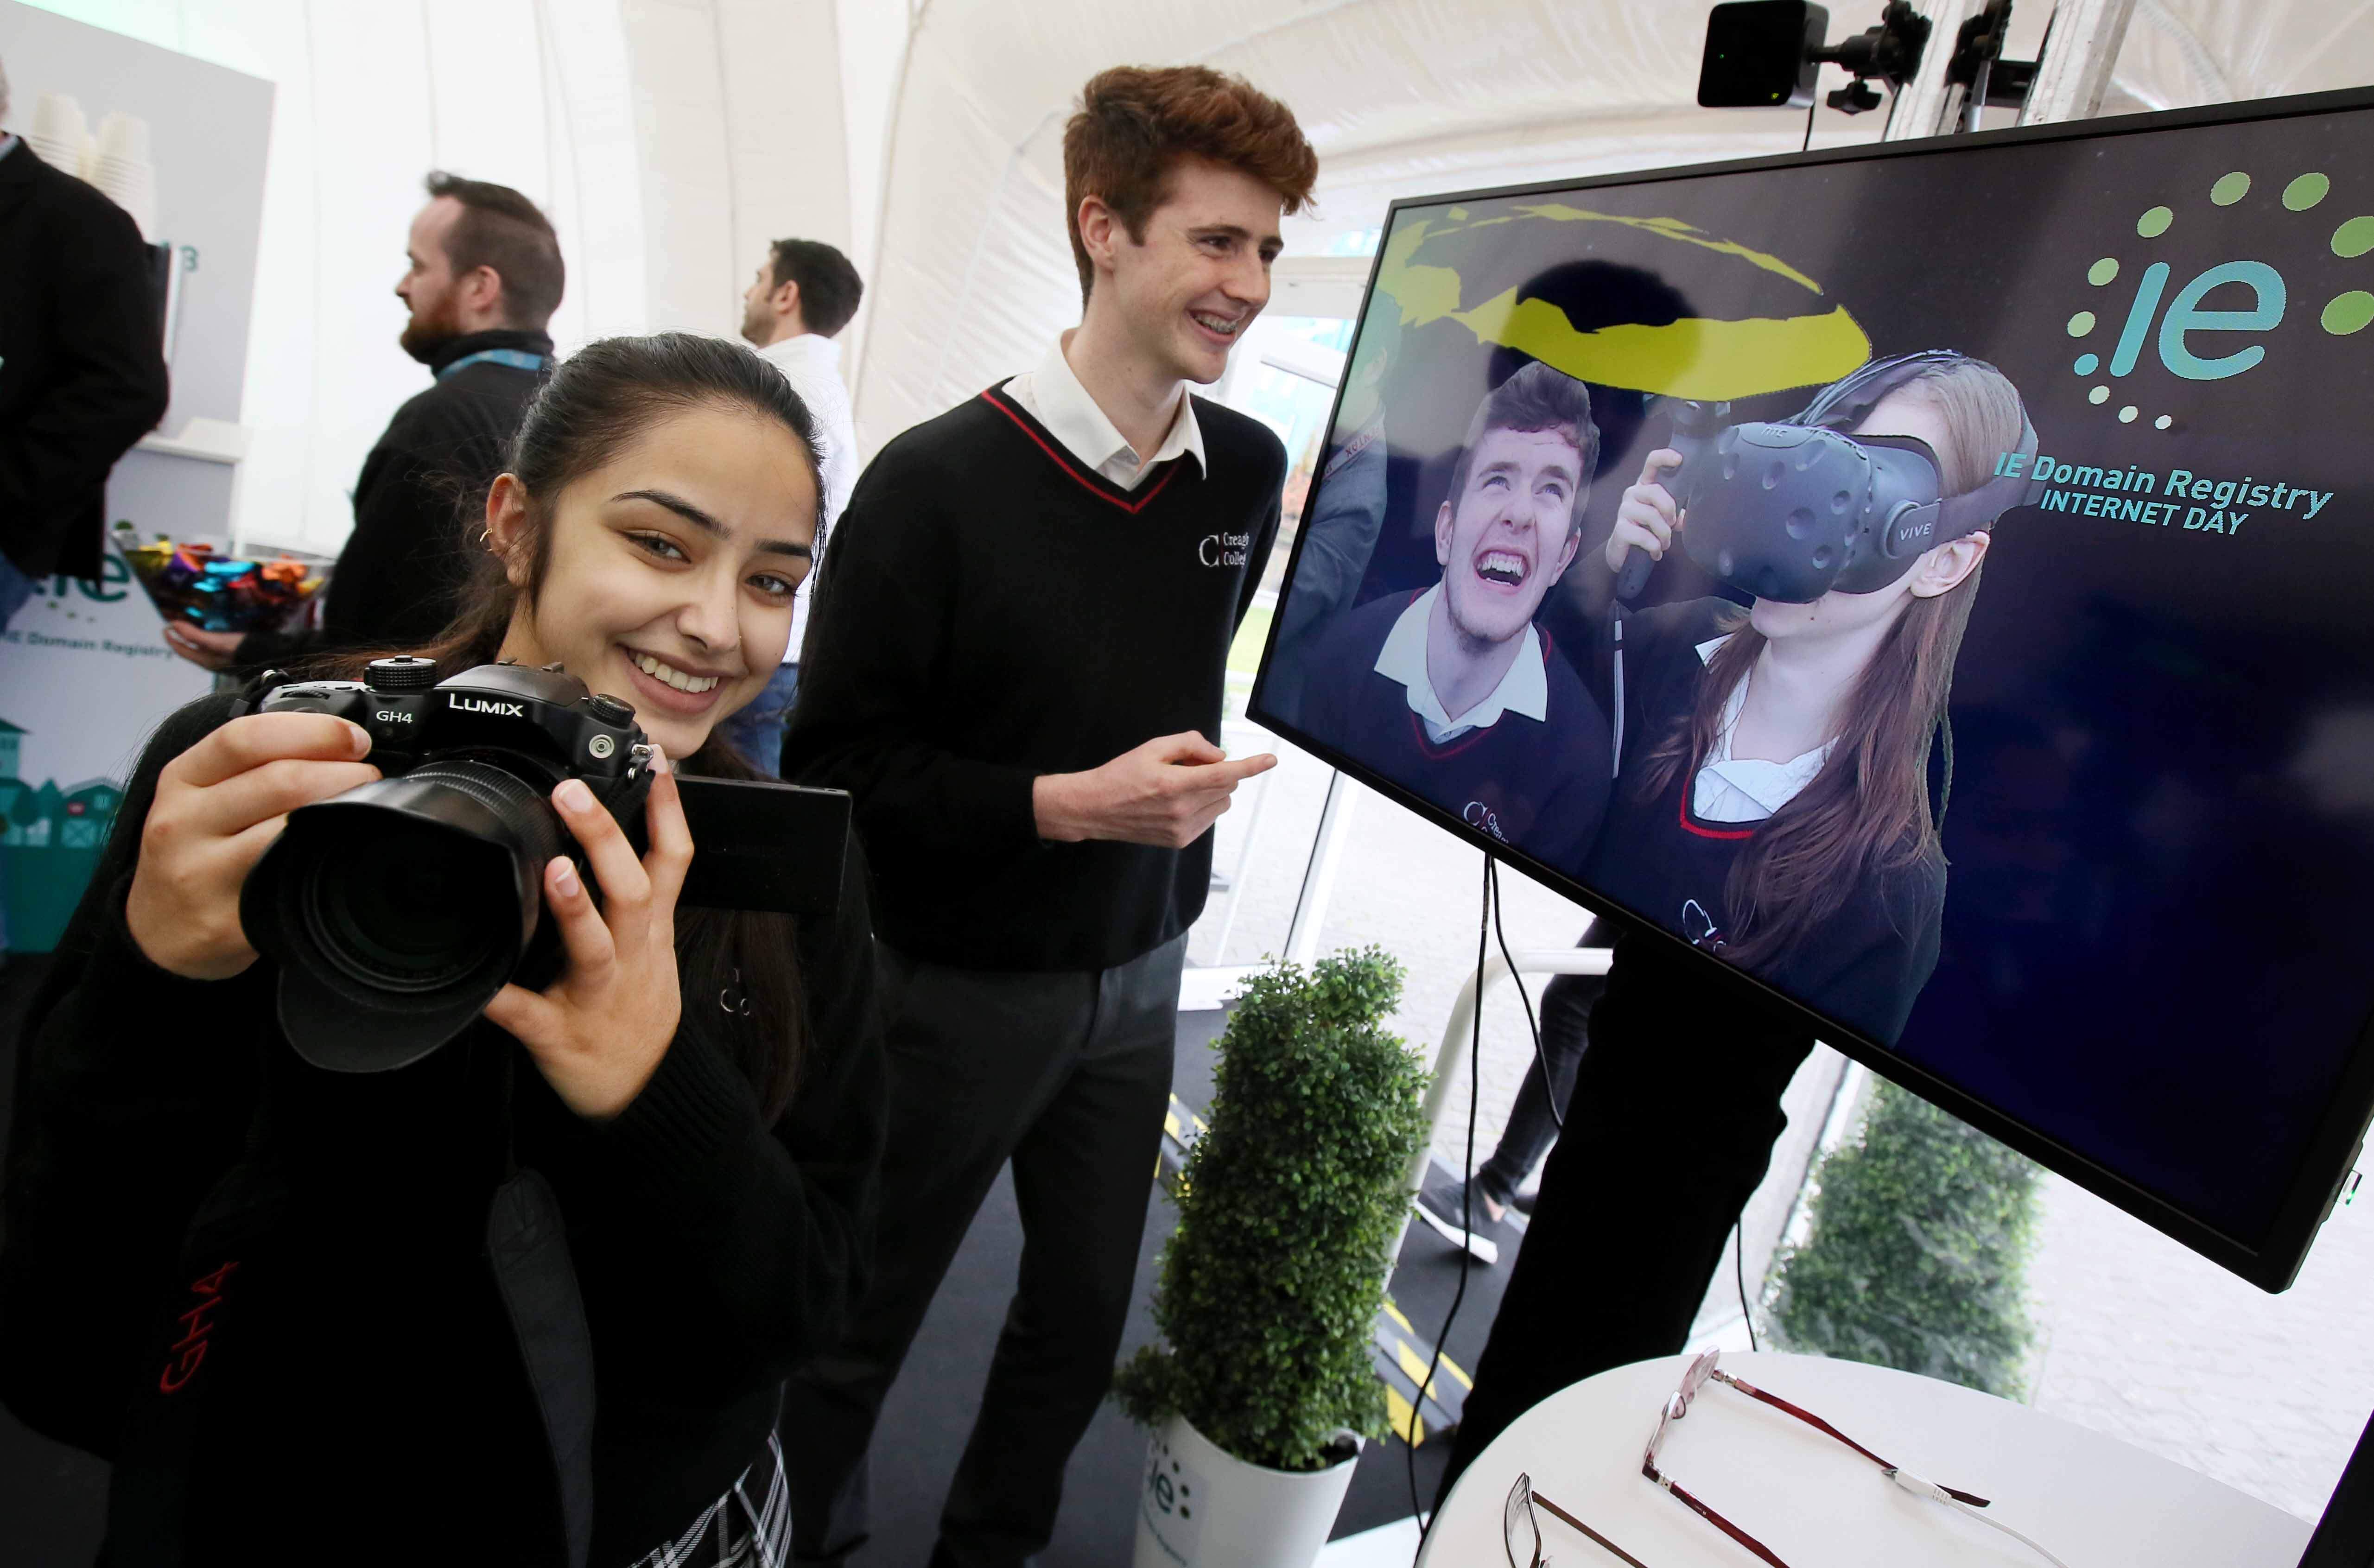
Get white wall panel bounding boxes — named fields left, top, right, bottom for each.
left=423, top=0, right=550, bottom=195
left=829, top=0, right=908, bottom=400
left=15, top=0, right=649, bottom=553
left=296, top=9, right=437, bottom=549
left=535, top=0, right=648, bottom=351
left=25, top=0, right=2374, bottom=551
left=621, top=0, right=728, bottom=331
left=718, top=0, right=849, bottom=263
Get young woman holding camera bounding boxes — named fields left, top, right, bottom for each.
left=0, top=335, right=883, bottom=1567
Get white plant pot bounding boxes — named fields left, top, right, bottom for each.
left=1133, top=1413, right=1358, bottom=1568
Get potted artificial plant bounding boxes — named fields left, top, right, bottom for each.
left=1115, top=948, right=1430, bottom=1568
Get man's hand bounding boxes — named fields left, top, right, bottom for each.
left=1034, top=732, right=1277, bottom=849
left=163, top=622, right=247, bottom=673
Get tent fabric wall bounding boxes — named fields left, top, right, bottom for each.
left=622, top=0, right=852, bottom=334
left=11, top=0, right=2372, bottom=554
left=10, top=0, right=652, bottom=554
left=844, top=0, right=2374, bottom=450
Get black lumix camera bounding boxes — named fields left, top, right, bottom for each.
left=238, top=658, right=849, bottom=1074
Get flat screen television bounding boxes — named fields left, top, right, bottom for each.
left=1249, top=87, right=2374, bottom=1290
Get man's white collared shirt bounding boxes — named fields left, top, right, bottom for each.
left=1005, top=332, right=1206, bottom=491
left=1371, top=585, right=1549, bottom=745
left=753, top=332, right=858, bottom=661
left=1691, top=634, right=1835, bottom=823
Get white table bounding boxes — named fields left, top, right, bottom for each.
left=1416, top=1352, right=2312, bottom=1568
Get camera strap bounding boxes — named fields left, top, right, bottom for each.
left=489, top=1047, right=598, bottom=1568
left=103, top=1098, right=290, bottom=1568
left=104, top=1052, right=597, bottom=1568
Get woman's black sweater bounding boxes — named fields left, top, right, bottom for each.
left=1577, top=598, right=1946, bottom=1047
left=0, top=693, right=887, bottom=1565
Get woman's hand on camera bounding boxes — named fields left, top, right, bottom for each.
left=1605, top=448, right=1686, bottom=573
left=126, top=713, right=381, bottom=980
left=486, top=755, right=691, bottom=1122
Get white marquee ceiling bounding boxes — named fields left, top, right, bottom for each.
left=845, top=0, right=2374, bottom=445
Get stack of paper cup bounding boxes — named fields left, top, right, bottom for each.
left=90, top=111, right=157, bottom=240
left=25, top=90, right=92, bottom=179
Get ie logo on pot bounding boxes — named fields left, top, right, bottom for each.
left=2063, top=167, right=2374, bottom=432
left=1138, top=1435, right=1204, bottom=1564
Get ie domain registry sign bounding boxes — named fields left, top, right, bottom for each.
left=0, top=451, right=216, bottom=952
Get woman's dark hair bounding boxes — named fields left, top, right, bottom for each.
left=329, top=333, right=825, bottom=1120
left=1639, top=356, right=2026, bottom=970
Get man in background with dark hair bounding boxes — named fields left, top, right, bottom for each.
left=167, top=170, right=562, bottom=673
left=724, top=236, right=863, bottom=773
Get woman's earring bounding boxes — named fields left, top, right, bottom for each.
left=719, top=967, right=753, bottom=1019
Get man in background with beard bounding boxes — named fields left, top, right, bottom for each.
left=166, top=171, right=561, bottom=673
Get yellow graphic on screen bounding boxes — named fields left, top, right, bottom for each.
left=1377, top=205, right=1871, bottom=401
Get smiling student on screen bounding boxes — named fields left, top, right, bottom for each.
left=1299, top=360, right=1612, bottom=868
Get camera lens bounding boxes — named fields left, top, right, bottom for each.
left=244, top=759, right=573, bottom=1072
left=300, top=817, right=516, bottom=992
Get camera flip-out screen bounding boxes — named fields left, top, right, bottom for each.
left=1250, top=88, right=2374, bottom=1289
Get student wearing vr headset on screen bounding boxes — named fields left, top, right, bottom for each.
left=1438, top=349, right=2041, bottom=1508
left=1297, top=360, right=1613, bottom=871
left=1580, top=348, right=2036, bottom=1042
left=0, top=336, right=887, bottom=1568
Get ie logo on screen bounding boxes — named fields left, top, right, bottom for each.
left=2064, top=168, right=2374, bottom=431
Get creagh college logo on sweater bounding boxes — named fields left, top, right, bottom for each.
left=1198, top=532, right=1250, bottom=567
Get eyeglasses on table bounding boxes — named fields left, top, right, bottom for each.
left=1639, top=1349, right=2068, bottom=1568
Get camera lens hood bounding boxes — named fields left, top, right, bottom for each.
left=241, top=763, right=565, bottom=1073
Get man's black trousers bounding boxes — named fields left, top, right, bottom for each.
left=1474, top=954, right=1603, bottom=1209
left=782, top=933, right=1187, bottom=1568
left=1436, top=931, right=1815, bottom=1507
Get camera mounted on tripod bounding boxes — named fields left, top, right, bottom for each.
left=1697, top=1, right=2038, bottom=121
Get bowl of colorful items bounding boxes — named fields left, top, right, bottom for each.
left=114, top=523, right=330, bottom=634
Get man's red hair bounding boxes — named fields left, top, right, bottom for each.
left=1061, top=65, right=1319, bottom=303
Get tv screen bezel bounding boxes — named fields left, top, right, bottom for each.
left=1245, top=84, right=2374, bottom=1293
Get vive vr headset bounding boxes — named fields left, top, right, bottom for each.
left=1647, top=350, right=2046, bottom=604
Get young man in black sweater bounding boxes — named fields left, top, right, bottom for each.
left=165, top=172, right=560, bottom=675
left=1297, top=361, right=1612, bottom=874
left=778, top=66, right=1317, bottom=1568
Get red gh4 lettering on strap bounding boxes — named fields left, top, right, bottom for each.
left=158, top=1261, right=239, bottom=1395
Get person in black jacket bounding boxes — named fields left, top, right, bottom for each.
left=166, top=171, right=564, bottom=676
left=1437, top=354, right=2032, bottom=1509
left=0, top=60, right=171, bottom=619
left=0, top=334, right=885, bottom=1568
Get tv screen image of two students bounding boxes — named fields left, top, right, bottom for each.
left=1254, top=101, right=2374, bottom=1281
left=1268, top=351, right=2029, bottom=1052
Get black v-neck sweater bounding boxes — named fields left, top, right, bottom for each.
left=1297, top=589, right=1612, bottom=871
left=782, top=382, right=1284, bottom=972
